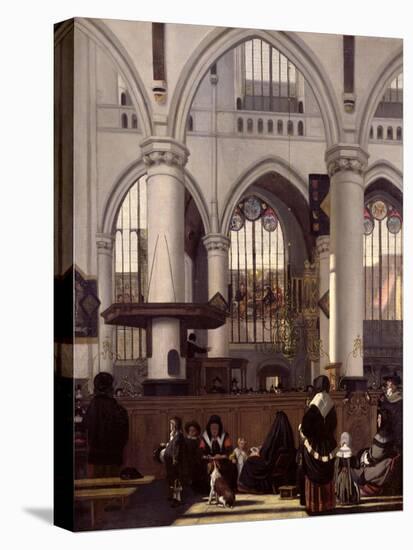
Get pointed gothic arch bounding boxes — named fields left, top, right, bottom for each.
left=72, top=18, right=154, bottom=138
left=357, top=46, right=403, bottom=151
left=168, top=27, right=342, bottom=147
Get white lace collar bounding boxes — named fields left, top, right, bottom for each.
left=202, top=430, right=226, bottom=451
left=309, top=391, right=334, bottom=418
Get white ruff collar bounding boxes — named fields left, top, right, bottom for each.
left=202, top=431, right=226, bottom=451
left=309, top=391, right=334, bottom=418
left=336, top=444, right=352, bottom=458
left=385, top=390, right=402, bottom=403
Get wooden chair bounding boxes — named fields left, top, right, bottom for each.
left=271, top=449, right=297, bottom=493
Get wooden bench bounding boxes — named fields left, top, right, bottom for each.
left=75, top=475, right=155, bottom=490
left=75, top=487, right=137, bottom=528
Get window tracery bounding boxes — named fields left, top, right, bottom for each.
left=228, top=195, right=287, bottom=343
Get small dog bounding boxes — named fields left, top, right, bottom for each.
left=208, top=460, right=235, bottom=508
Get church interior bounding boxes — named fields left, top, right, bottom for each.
left=54, top=18, right=403, bottom=530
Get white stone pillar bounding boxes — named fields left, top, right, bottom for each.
left=96, top=233, right=115, bottom=375
left=316, top=235, right=330, bottom=372
left=326, top=145, right=368, bottom=377
left=141, top=137, right=189, bottom=385
left=203, top=233, right=230, bottom=357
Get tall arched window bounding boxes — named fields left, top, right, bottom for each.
left=297, top=120, right=304, bottom=136
left=247, top=118, right=253, bottom=133
left=374, top=73, right=403, bottom=118
left=387, top=126, right=393, bottom=140
left=383, top=73, right=403, bottom=103
left=364, top=197, right=403, bottom=321
left=228, top=196, right=287, bottom=343
left=258, top=118, right=264, bottom=134
left=287, top=120, right=294, bottom=136
left=277, top=120, right=283, bottom=135
left=131, top=114, right=138, bottom=129
left=377, top=126, right=383, bottom=139
left=121, top=113, right=128, bottom=129
left=237, top=118, right=244, bottom=133
left=114, top=177, right=148, bottom=359
left=267, top=119, right=274, bottom=134
left=242, top=39, right=301, bottom=112
left=396, top=126, right=402, bottom=140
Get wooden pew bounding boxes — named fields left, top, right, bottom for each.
left=75, top=475, right=155, bottom=489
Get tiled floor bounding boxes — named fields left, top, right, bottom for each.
left=74, top=480, right=403, bottom=532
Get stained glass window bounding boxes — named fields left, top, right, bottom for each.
left=364, top=198, right=403, bottom=321
left=228, top=196, right=287, bottom=343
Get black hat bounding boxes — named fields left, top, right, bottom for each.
left=93, top=372, right=114, bottom=393
left=383, top=373, right=401, bottom=386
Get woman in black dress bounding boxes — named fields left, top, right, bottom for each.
left=299, top=375, right=337, bottom=514
left=238, top=411, right=296, bottom=494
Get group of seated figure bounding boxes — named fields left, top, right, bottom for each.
left=155, top=374, right=403, bottom=513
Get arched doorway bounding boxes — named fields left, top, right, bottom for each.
left=258, top=364, right=291, bottom=391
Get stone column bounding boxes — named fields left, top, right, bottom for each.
left=316, top=235, right=330, bottom=373
left=326, top=145, right=368, bottom=380
left=96, top=233, right=115, bottom=376
left=141, top=137, right=189, bottom=395
left=203, top=233, right=231, bottom=357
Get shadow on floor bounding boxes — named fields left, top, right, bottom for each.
left=73, top=479, right=403, bottom=532
left=23, top=508, right=54, bottom=525
left=74, top=480, right=200, bottom=531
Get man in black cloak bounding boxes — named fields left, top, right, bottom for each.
left=84, top=372, right=129, bottom=477
left=238, top=411, right=296, bottom=494
left=378, top=373, right=402, bottom=452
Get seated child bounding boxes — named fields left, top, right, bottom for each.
left=334, top=432, right=360, bottom=505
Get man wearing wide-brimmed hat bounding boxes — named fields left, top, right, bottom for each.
left=379, top=372, right=402, bottom=452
